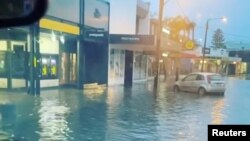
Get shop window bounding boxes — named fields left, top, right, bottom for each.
left=110, top=49, right=114, bottom=71
left=41, top=57, right=49, bottom=78
left=41, top=55, right=58, bottom=79
left=109, top=49, right=125, bottom=83
left=12, top=45, right=25, bottom=78
left=134, top=53, right=147, bottom=80
left=0, top=52, right=7, bottom=77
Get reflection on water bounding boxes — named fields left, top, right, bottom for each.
left=37, top=95, right=71, bottom=140
left=212, top=99, right=225, bottom=124
left=0, top=80, right=248, bottom=140
left=0, top=104, right=16, bottom=140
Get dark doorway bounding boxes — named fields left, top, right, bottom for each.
left=228, top=64, right=236, bottom=75
left=84, top=41, right=108, bottom=84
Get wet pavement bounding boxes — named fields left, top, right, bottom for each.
left=0, top=77, right=249, bottom=141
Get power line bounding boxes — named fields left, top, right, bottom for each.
left=195, top=25, right=250, bottom=40
left=164, top=0, right=171, bottom=5
left=164, top=0, right=250, bottom=41
left=175, top=0, right=186, bottom=16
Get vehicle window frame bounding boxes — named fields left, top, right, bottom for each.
left=196, top=74, right=204, bottom=81
left=182, top=74, right=197, bottom=81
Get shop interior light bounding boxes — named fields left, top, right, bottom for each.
left=162, top=53, right=168, bottom=57
left=200, top=60, right=207, bottom=64
left=60, top=35, right=65, bottom=44
left=51, top=31, right=56, bottom=41
left=159, top=59, right=163, bottom=63
left=162, top=28, right=170, bottom=35
left=42, top=58, right=47, bottom=64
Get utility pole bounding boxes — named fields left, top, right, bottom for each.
left=201, top=20, right=208, bottom=72
left=201, top=17, right=227, bottom=72
left=154, top=0, right=164, bottom=90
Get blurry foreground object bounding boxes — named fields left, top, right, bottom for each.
left=0, top=0, right=47, bottom=28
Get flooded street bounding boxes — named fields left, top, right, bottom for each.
left=0, top=78, right=249, bottom=141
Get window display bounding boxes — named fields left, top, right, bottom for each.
left=133, top=52, right=147, bottom=80
left=41, top=55, right=58, bottom=79
left=50, top=58, right=57, bottom=78
left=42, top=57, right=49, bottom=78
left=0, top=52, right=7, bottom=77
left=109, top=49, right=125, bottom=84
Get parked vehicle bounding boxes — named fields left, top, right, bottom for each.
left=173, top=72, right=225, bottom=95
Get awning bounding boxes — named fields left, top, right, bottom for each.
left=170, top=52, right=198, bottom=58
left=109, top=34, right=155, bottom=51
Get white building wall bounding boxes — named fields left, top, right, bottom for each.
left=137, top=12, right=150, bottom=35
left=40, top=33, right=59, bottom=54
left=109, top=0, right=137, bottom=34
left=0, top=41, right=7, bottom=51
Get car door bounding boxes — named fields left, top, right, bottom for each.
left=193, top=74, right=205, bottom=92
left=179, top=74, right=197, bottom=92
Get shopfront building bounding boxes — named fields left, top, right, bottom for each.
left=0, top=28, right=29, bottom=89
left=0, top=0, right=110, bottom=91
left=109, top=34, right=155, bottom=86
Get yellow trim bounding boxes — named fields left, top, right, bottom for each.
left=34, top=56, right=37, bottom=68
left=39, top=18, right=80, bottom=35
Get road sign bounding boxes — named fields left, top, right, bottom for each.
left=184, top=40, right=195, bottom=50
left=202, top=48, right=210, bottom=54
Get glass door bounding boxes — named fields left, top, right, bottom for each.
left=59, top=52, right=77, bottom=86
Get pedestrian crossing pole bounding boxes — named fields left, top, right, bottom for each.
left=154, top=0, right=164, bottom=90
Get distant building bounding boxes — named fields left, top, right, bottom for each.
left=228, top=48, right=250, bottom=75
left=108, top=0, right=155, bottom=86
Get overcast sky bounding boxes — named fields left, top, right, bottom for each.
left=146, top=0, right=250, bottom=47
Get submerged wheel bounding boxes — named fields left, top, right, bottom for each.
left=173, top=85, right=180, bottom=93
left=198, top=87, right=206, bottom=95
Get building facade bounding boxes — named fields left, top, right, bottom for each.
left=0, top=0, right=110, bottom=92
left=0, top=0, right=156, bottom=91
left=108, top=0, right=155, bottom=86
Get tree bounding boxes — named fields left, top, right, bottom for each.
left=164, top=16, right=195, bottom=43
left=211, top=28, right=226, bottom=48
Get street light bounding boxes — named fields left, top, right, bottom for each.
left=201, top=16, right=227, bottom=72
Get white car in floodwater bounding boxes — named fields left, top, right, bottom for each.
left=173, top=72, right=226, bottom=95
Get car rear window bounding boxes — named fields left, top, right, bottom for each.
left=208, top=75, right=223, bottom=80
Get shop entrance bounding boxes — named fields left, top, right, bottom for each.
left=59, top=40, right=77, bottom=87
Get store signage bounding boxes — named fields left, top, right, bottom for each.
left=84, top=29, right=108, bottom=43
left=110, top=34, right=155, bottom=45
left=85, top=0, right=109, bottom=31
left=184, top=40, right=195, bottom=50
left=202, top=48, right=211, bottom=54
left=94, top=8, right=101, bottom=19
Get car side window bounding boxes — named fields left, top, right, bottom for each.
left=196, top=75, right=204, bottom=80
left=183, top=74, right=197, bottom=81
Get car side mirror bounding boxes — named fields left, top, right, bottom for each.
left=0, top=0, right=48, bottom=28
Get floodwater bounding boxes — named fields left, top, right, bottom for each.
left=0, top=77, right=249, bottom=141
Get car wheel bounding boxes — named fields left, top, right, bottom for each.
left=173, top=85, right=180, bottom=93
left=198, top=87, right=206, bottom=95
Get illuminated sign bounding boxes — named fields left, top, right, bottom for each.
left=184, top=40, right=195, bottom=50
